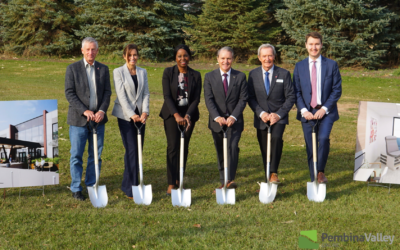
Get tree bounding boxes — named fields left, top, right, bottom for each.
left=0, top=0, right=79, bottom=56
left=74, top=0, right=188, bottom=60
left=275, top=0, right=399, bottom=68
left=184, top=0, right=280, bottom=61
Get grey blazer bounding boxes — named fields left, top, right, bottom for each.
left=112, top=64, right=150, bottom=121
left=204, top=68, right=248, bottom=133
left=65, top=59, right=112, bottom=127
left=247, top=65, right=295, bottom=130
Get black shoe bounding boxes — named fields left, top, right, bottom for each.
left=72, top=191, right=86, bottom=201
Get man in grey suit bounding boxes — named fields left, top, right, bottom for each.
left=65, top=37, right=112, bottom=201
left=204, top=46, right=248, bottom=191
left=248, top=44, right=295, bottom=185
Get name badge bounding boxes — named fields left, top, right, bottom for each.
left=276, top=79, right=284, bottom=83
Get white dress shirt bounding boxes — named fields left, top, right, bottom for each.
left=260, top=65, right=276, bottom=118
left=300, top=55, right=328, bottom=115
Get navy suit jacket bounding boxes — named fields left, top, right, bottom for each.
left=248, top=65, right=295, bottom=130
left=293, top=56, right=342, bottom=123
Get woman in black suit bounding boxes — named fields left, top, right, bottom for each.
left=159, top=44, right=202, bottom=195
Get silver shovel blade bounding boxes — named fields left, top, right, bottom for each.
left=87, top=185, right=108, bottom=208
left=307, top=182, right=326, bottom=202
left=132, top=184, right=152, bottom=205
left=171, top=188, right=191, bottom=207
left=216, top=188, right=235, bottom=205
left=259, top=182, right=278, bottom=204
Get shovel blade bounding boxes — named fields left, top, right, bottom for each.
left=307, top=182, right=326, bottom=202
left=216, top=188, right=235, bottom=205
left=132, top=184, right=152, bottom=205
left=171, top=189, right=191, bottom=207
left=87, top=185, right=108, bottom=208
left=259, top=182, right=278, bottom=204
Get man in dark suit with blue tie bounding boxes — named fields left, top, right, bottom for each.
left=293, top=32, right=342, bottom=183
left=248, top=44, right=295, bottom=184
left=204, top=47, right=248, bottom=191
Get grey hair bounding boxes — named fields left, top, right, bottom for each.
left=257, top=44, right=276, bottom=56
left=217, top=46, right=234, bottom=57
left=82, top=37, right=98, bottom=49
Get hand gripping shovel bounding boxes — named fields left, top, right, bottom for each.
left=171, top=124, right=191, bottom=207
left=87, top=121, right=108, bottom=208
left=132, top=122, right=152, bottom=205
left=216, top=126, right=235, bottom=205
left=307, top=119, right=326, bottom=202
left=259, top=123, right=278, bottom=204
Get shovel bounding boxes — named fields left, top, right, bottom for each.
left=216, top=126, right=235, bottom=205
left=259, top=123, right=278, bottom=204
left=171, top=124, right=191, bottom=207
left=87, top=121, right=108, bottom=208
left=307, top=119, right=326, bottom=202
left=132, top=122, right=152, bottom=205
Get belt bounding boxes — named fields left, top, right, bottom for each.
left=312, top=105, right=322, bottom=110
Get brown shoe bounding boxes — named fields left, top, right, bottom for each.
left=227, top=181, right=237, bottom=189
left=317, top=172, right=328, bottom=183
left=166, top=185, right=175, bottom=196
left=269, top=173, right=280, bottom=184
left=212, top=184, right=224, bottom=194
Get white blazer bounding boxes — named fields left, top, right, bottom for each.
left=112, top=64, right=150, bottom=121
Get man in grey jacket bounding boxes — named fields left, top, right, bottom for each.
left=65, top=37, right=112, bottom=201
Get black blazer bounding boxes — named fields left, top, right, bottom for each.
left=65, top=59, right=112, bottom=127
left=248, top=65, right=295, bottom=130
left=159, top=65, right=202, bottom=122
left=204, top=68, right=248, bottom=133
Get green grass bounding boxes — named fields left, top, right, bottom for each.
left=1, top=59, right=400, bottom=249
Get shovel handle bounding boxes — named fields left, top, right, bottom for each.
left=93, top=133, right=99, bottom=188
left=309, top=119, right=319, bottom=180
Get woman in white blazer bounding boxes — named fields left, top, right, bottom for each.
left=112, top=44, right=150, bottom=199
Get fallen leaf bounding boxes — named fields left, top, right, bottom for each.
left=236, top=215, right=239, bottom=218
left=294, top=211, right=297, bottom=216
left=280, top=220, right=294, bottom=224
left=187, top=209, right=191, bottom=211
left=193, top=224, right=201, bottom=228
left=132, top=245, right=136, bottom=248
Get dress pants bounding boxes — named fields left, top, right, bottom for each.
left=301, top=110, right=335, bottom=181
left=117, top=118, right=145, bottom=197
left=256, top=123, right=286, bottom=181
left=212, top=128, right=242, bottom=185
left=69, top=124, right=105, bottom=193
left=164, top=115, right=195, bottom=185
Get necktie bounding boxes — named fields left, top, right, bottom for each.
left=264, top=72, right=270, bottom=95
left=223, top=73, right=228, bottom=96
left=310, top=61, right=317, bottom=108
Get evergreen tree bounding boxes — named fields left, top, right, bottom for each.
left=275, top=0, right=399, bottom=68
left=0, top=0, right=78, bottom=56
left=184, top=0, right=280, bottom=60
left=74, top=0, right=188, bottom=60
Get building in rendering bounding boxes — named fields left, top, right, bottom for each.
left=0, top=110, right=58, bottom=162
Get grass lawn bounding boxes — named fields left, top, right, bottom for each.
left=0, top=58, right=400, bottom=249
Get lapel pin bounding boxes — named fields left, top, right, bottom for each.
left=275, top=75, right=277, bottom=78
left=97, top=67, right=99, bottom=70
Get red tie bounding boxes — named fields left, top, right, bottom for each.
left=310, top=61, right=317, bottom=108
left=223, top=73, right=228, bottom=96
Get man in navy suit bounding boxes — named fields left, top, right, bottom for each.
left=248, top=44, right=295, bottom=184
left=293, top=32, right=342, bottom=183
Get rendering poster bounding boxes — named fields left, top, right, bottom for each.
left=354, top=101, right=400, bottom=184
left=0, top=100, right=59, bottom=188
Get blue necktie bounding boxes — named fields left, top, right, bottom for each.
left=264, top=72, right=270, bottom=95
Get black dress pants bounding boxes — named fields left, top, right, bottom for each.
left=117, top=118, right=145, bottom=197
left=256, top=123, right=286, bottom=181
left=164, top=115, right=195, bottom=185
left=212, top=128, right=242, bottom=185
